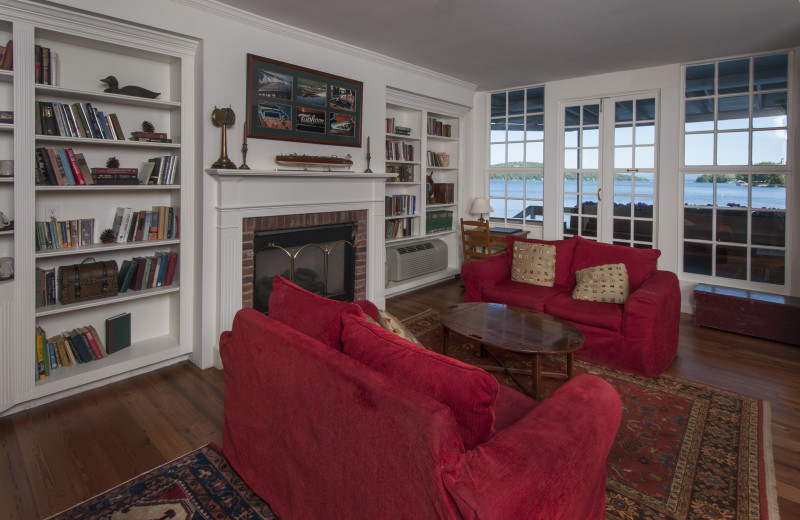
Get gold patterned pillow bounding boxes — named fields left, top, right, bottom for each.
left=572, top=263, right=629, bottom=304
left=375, top=309, right=425, bottom=347
left=510, top=241, right=556, bottom=287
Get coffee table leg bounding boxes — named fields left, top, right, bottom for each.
left=532, top=355, right=541, bottom=401
left=442, top=327, right=449, bottom=357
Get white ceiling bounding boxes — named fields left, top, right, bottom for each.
left=216, top=0, right=800, bottom=91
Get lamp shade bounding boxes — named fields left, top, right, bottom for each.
left=470, top=197, right=493, bottom=215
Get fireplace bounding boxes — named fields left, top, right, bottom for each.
left=252, top=223, right=356, bottom=312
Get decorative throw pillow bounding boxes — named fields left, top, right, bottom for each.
left=572, top=263, right=629, bottom=304
left=376, top=309, right=425, bottom=347
left=510, top=241, right=556, bottom=287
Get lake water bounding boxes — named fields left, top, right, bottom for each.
left=489, top=179, right=786, bottom=211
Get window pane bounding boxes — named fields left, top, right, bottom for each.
left=684, top=208, right=713, bottom=240
left=753, top=93, right=788, bottom=128
left=508, top=117, right=524, bottom=141
left=751, top=174, right=785, bottom=209
left=685, top=99, right=715, bottom=131
left=507, top=176, right=523, bottom=197
left=754, top=53, right=788, bottom=91
left=564, top=174, right=578, bottom=194
left=684, top=242, right=712, bottom=274
left=489, top=174, right=505, bottom=197
left=718, top=59, right=750, bottom=95
left=508, top=142, right=524, bottom=166
left=615, top=175, right=633, bottom=194
left=583, top=127, right=599, bottom=147
left=581, top=217, right=598, bottom=237
left=717, top=95, right=749, bottom=130
left=634, top=172, right=654, bottom=194
left=684, top=174, right=714, bottom=206
left=581, top=173, right=599, bottom=193
left=564, top=149, right=579, bottom=169
left=615, top=146, right=633, bottom=169
left=565, top=106, right=580, bottom=126
left=582, top=194, right=598, bottom=215
left=615, top=124, right=633, bottom=146
left=613, top=218, right=631, bottom=240
left=582, top=148, right=599, bottom=169
left=751, top=210, right=785, bottom=247
left=527, top=87, right=544, bottom=112
left=686, top=63, right=715, bottom=98
left=717, top=209, right=748, bottom=242
left=615, top=100, right=633, bottom=122
left=635, top=146, right=655, bottom=169
left=490, top=119, right=506, bottom=142
left=526, top=142, right=543, bottom=166
left=583, top=105, right=600, bottom=125
left=752, top=130, right=787, bottom=165
left=563, top=214, right=579, bottom=235
left=525, top=174, right=544, bottom=198
left=490, top=143, right=505, bottom=167
left=685, top=133, right=715, bottom=166
left=526, top=114, right=544, bottom=140
left=489, top=198, right=505, bottom=219
left=490, top=92, right=506, bottom=118
left=636, top=98, right=656, bottom=120
left=508, top=90, right=525, bottom=115
left=524, top=201, right=544, bottom=222
left=564, top=128, right=579, bottom=148
left=506, top=199, right=524, bottom=220
left=716, top=245, right=747, bottom=280
left=716, top=132, right=749, bottom=165
left=636, top=122, right=655, bottom=145
left=634, top=220, right=653, bottom=242
left=634, top=197, right=654, bottom=218
left=716, top=176, right=748, bottom=207
left=564, top=193, right=579, bottom=214
left=614, top=196, right=631, bottom=216
left=751, top=249, right=784, bottom=284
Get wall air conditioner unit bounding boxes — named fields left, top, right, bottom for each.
left=387, top=239, right=448, bottom=282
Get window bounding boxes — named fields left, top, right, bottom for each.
left=682, top=53, right=789, bottom=285
left=488, top=86, right=544, bottom=224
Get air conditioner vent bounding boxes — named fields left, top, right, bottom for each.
left=387, top=239, right=447, bottom=282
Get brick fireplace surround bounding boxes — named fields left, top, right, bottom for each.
left=241, top=209, right=368, bottom=308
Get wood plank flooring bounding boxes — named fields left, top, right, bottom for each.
left=1, top=276, right=798, bottom=519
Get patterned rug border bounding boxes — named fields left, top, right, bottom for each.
left=404, top=308, right=781, bottom=520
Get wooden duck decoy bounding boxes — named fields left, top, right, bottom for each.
left=100, top=76, right=161, bottom=99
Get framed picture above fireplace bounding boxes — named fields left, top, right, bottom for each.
left=246, top=54, right=363, bottom=147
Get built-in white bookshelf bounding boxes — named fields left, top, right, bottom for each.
left=0, top=0, right=197, bottom=415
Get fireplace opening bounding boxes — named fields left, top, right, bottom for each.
left=252, top=223, right=355, bottom=313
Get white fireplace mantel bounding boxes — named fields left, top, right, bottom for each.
left=206, top=168, right=393, bottom=366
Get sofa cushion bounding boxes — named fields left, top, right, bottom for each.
left=376, top=309, right=425, bottom=347
left=493, top=384, right=538, bottom=432
left=268, top=275, right=364, bottom=351
left=507, top=235, right=578, bottom=289
left=341, top=314, right=499, bottom=450
left=571, top=236, right=660, bottom=291
left=572, top=263, right=629, bottom=304
left=545, top=292, right=625, bottom=332
left=510, top=241, right=556, bottom=287
left=482, top=278, right=568, bottom=313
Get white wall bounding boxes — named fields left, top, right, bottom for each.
left=47, top=0, right=476, bottom=366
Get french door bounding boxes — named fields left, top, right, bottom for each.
left=561, top=93, right=658, bottom=248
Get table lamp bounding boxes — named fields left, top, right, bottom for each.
left=470, top=197, right=493, bottom=222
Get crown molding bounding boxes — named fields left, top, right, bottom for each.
left=172, top=0, right=476, bottom=93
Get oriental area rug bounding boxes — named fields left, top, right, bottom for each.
left=404, top=309, right=780, bottom=520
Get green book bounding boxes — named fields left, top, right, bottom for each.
left=105, top=312, right=131, bottom=354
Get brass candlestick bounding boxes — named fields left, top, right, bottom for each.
left=364, top=152, right=372, bottom=173
left=211, top=107, right=236, bottom=169
left=240, top=143, right=250, bottom=170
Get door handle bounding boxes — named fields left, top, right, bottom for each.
left=598, top=187, right=602, bottom=202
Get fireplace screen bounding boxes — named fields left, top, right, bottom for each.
left=252, top=224, right=355, bottom=313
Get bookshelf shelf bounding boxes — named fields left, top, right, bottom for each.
left=0, top=0, right=197, bottom=416
left=35, top=284, right=179, bottom=318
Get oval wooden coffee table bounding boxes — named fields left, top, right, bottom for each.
left=439, top=302, right=585, bottom=400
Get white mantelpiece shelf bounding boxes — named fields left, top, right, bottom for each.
left=206, top=169, right=395, bottom=180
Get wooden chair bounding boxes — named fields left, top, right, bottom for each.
left=460, top=218, right=493, bottom=263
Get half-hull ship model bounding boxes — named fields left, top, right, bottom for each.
left=276, top=153, right=353, bottom=171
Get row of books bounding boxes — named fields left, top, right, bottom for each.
left=386, top=164, right=415, bottom=182
left=35, top=325, right=107, bottom=379
left=118, top=251, right=179, bottom=293
left=35, top=217, right=95, bottom=251
left=427, top=151, right=451, bottom=167
left=36, top=100, right=125, bottom=140
left=34, top=44, right=59, bottom=85
left=0, top=40, right=12, bottom=71
left=35, top=267, right=56, bottom=308
left=426, top=210, right=454, bottom=233
left=35, top=147, right=93, bottom=186
left=144, top=155, right=179, bottom=185
left=111, top=206, right=179, bottom=244
left=385, top=118, right=411, bottom=136
left=385, top=217, right=413, bottom=239
left=130, top=131, right=173, bottom=144
left=386, top=194, right=417, bottom=217
left=427, top=117, right=453, bottom=137
left=386, top=140, right=415, bottom=162
left=88, top=154, right=179, bottom=186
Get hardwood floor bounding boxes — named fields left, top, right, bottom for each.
left=1, top=276, right=798, bottom=519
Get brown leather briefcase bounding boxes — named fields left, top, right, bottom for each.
left=59, top=258, right=119, bottom=304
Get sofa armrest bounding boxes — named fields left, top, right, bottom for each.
left=461, top=251, right=509, bottom=302
left=622, top=270, right=681, bottom=376
left=443, top=375, right=621, bottom=520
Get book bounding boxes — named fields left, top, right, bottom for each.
left=65, top=149, right=86, bottom=185
left=73, top=153, right=94, bottom=185
left=65, top=329, right=93, bottom=363
left=42, top=46, right=50, bottom=85
left=105, top=313, right=131, bottom=354
left=119, top=258, right=139, bottom=292
left=164, top=252, right=179, bottom=286
left=1, top=39, right=12, bottom=71
left=109, top=113, right=125, bottom=140
left=35, top=327, right=46, bottom=379
left=34, top=45, right=42, bottom=83
left=130, top=256, right=147, bottom=291
left=87, top=325, right=106, bottom=357
left=57, top=148, right=77, bottom=185
left=117, top=260, right=132, bottom=291
left=79, top=326, right=104, bottom=359
left=116, top=207, right=133, bottom=243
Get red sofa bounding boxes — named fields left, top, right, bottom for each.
left=461, top=235, right=680, bottom=377
left=221, top=275, right=622, bottom=520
